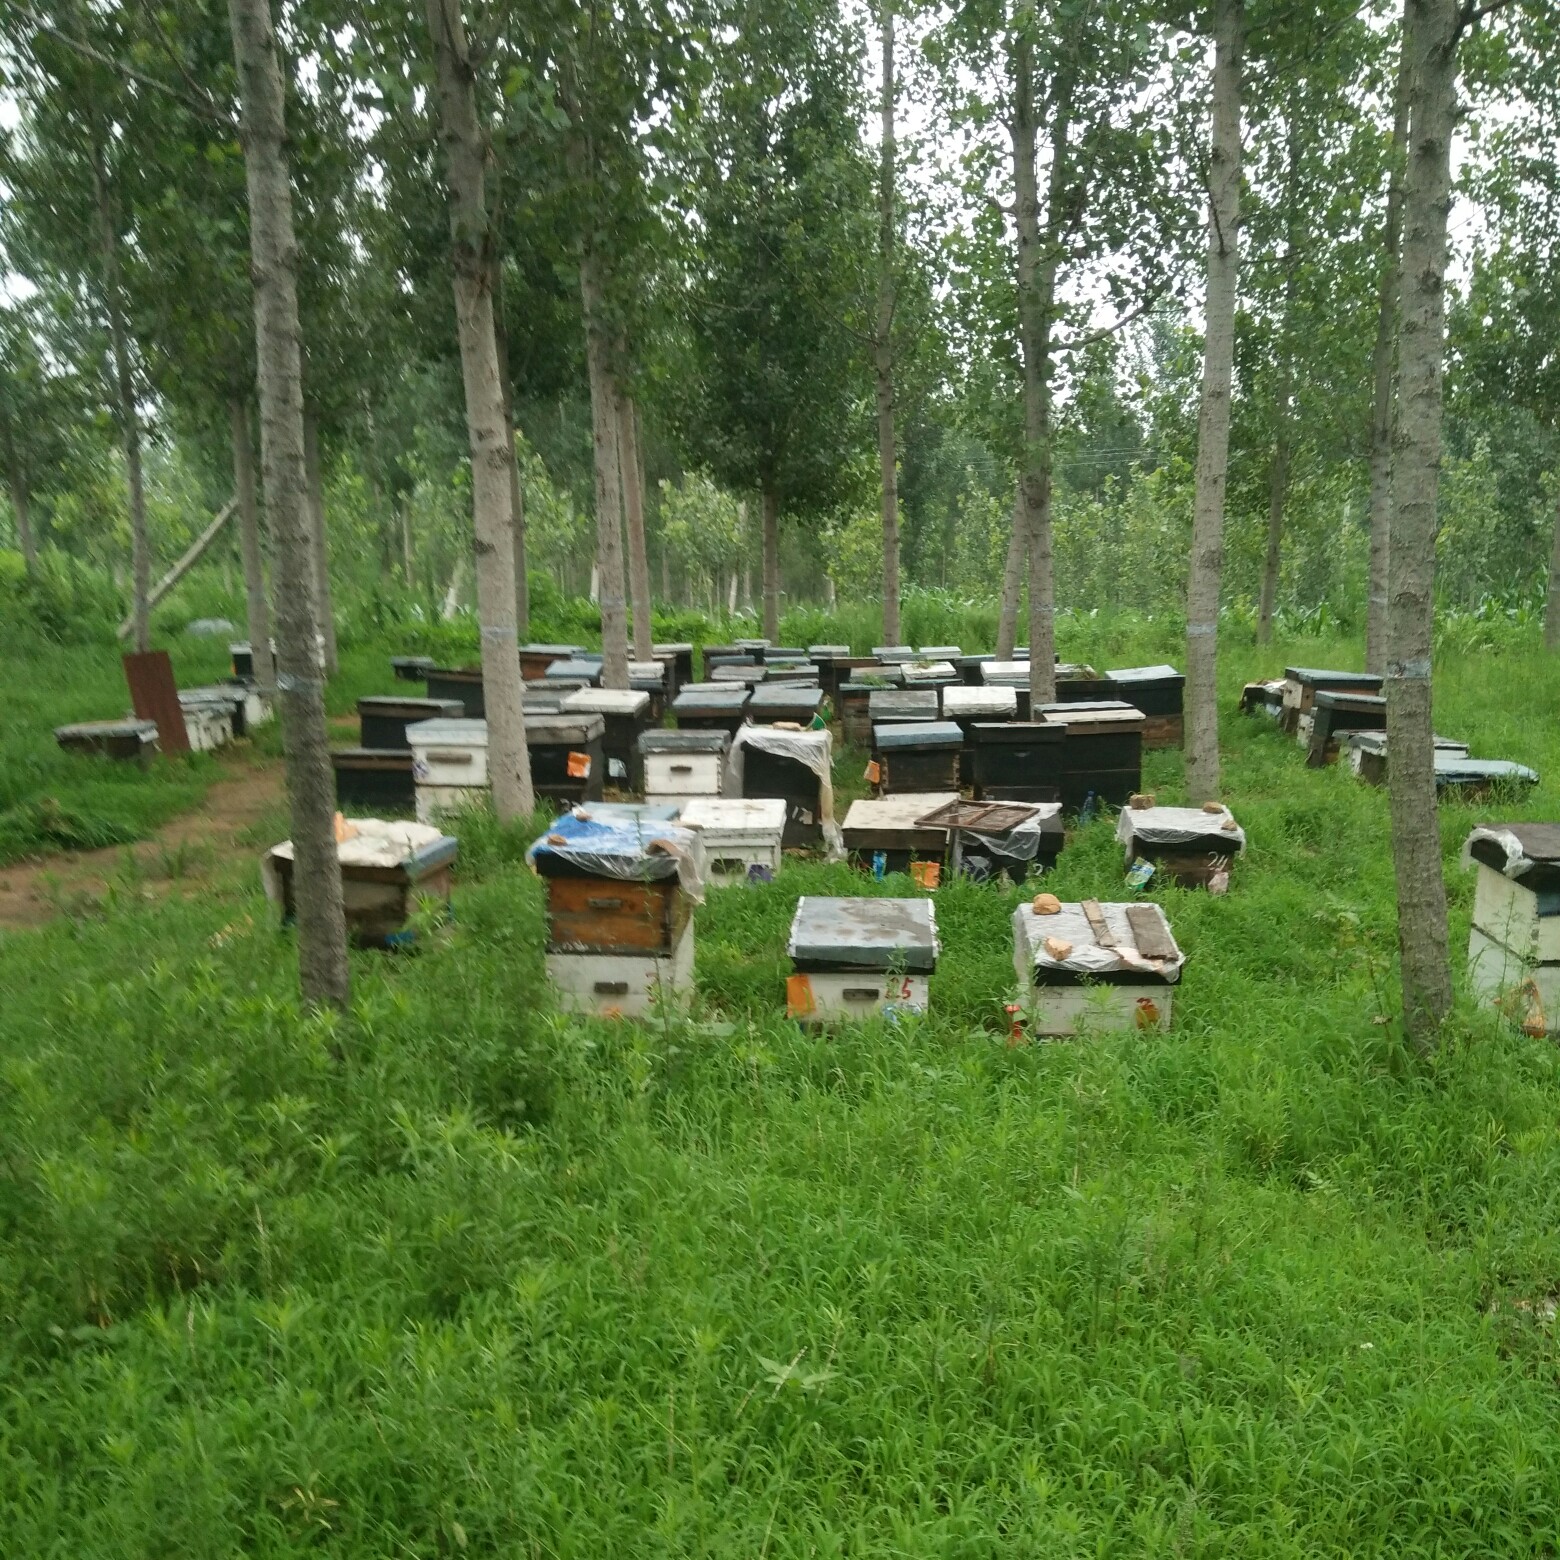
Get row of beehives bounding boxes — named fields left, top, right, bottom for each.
left=524, top=803, right=1188, bottom=1031
left=54, top=672, right=273, bottom=765
left=1240, top=665, right=1538, bottom=796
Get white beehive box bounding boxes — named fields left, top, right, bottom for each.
left=178, top=697, right=233, bottom=752
left=943, top=685, right=1018, bottom=721
left=786, top=896, right=939, bottom=1021
left=678, top=797, right=786, bottom=883
left=1464, top=826, right=1560, bottom=1033
left=1012, top=900, right=1183, bottom=1037
left=408, top=717, right=489, bottom=788
left=546, top=922, right=695, bottom=1018
left=640, top=729, right=728, bottom=800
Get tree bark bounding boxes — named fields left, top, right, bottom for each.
left=5, top=466, right=36, bottom=571
left=618, top=390, right=654, bottom=660
left=577, top=248, right=630, bottom=689
left=400, top=494, right=415, bottom=589
left=90, top=138, right=150, bottom=653
left=996, top=489, right=1025, bottom=659
left=424, top=0, right=533, bottom=817
left=490, top=254, right=529, bottom=636
left=1012, top=32, right=1067, bottom=707
left=875, top=0, right=902, bottom=648
left=1366, top=32, right=1412, bottom=675
left=760, top=484, right=781, bottom=641
left=1546, top=477, right=1560, bottom=652
left=1256, top=433, right=1288, bottom=644
left=1386, top=0, right=1458, bottom=1047
left=227, top=0, right=349, bottom=1010
left=301, top=414, right=338, bottom=676
left=1183, top=0, right=1244, bottom=804
left=230, top=397, right=274, bottom=693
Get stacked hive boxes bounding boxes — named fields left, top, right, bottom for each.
left=1464, top=824, right=1560, bottom=1035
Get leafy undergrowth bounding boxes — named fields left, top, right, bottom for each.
left=5, top=630, right=1560, bottom=1554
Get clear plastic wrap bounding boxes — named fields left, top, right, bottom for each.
left=527, top=808, right=706, bottom=901
left=725, top=725, right=843, bottom=858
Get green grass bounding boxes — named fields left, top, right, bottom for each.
left=6, top=624, right=1560, bottom=1554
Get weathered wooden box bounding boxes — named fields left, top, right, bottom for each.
left=1107, top=664, right=1185, bottom=749
left=1304, top=690, right=1385, bottom=766
left=359, top=695, right=464, bottom=751
left=640, top=728, right=728, bottom=800
left=1280, top=667, right=1382, bottom=734
left=673, top=683, right=750, bottom=736
left=519, top=642, right=585, bottom=681
left=786, top=895, right=939, bottom=1021
left=1012, top=900, right=1183, bottom=1037
left=263, top=821, right=457, bottom=947
left=1116, top=803, right=1245, bottom=890
left=425, top=666, right=485, bottom=718
left=842, top=792, right=958, bottom=877
left=652, top=642, right=695, bottom=697
left=562, top=688, right=652, bottom=786
left=1034, top=702, right=1145, bottom=810
left=680, top=797, right=786, bottom=883
left=333, top=747, right=416, bottom=811
left=969, top=720, right=1065, bottom=803
left=873, top=720, right=964, bottom=794
left=749, top=684, right=824, bottom=726
left=54, top=719, right=159, bottom=766
left=526, top=712, right=607, bottom=804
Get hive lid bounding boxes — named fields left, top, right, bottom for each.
left=749, top=684, right=824, bottom=711
left=679, top=797, right=787, bottom=834
left=869, top=689, right=938, bottom=719
left=55, top=718, right=158, bottom=741
left=652, top=641, right=694, bottom=654
left=358, top=695, right=464, bottom=718
left=519, top=642, right=585, bottom=655
left=1464, top=822, right=1560, bottom=883
left=943, top=685, right=1018, bottom=718
left=405, top=717, right=489, bottom=749
left=1283, top=667, right=1382, bottom=687
left=1315, top=690, right=1385, bottom=711
left=982, top=660, right=1030, bottom=684
left=1436, top=756, right=1538, bottom=786
left=711, top=665, right=765, bottom=684
left=734, top=638, right=771, bottom=650
left=582, top=801, right=685, bottom=823
left=1014, top=900, right=1184, bottom=982
left=842, top=793, right=960, bottom=836
left=673, top=686, right=750, bottom=710
left=1105, top=663, right=1183, bottom=684
left=639, top=727, right=730, bottom=754
left=628, top=659, right=669, bottom=681
left=969, top=720, right=1065, bottom=745
left=525, top=711, right=607, bottom=742
left=544, top=658, right=602, bottom=681
left=1035, top=701, right=1145, bottom=729
left=562, top=688, right=652, bottom=717
left=788, top=895, right=939, bottom=969
left=872, top=645, right=915, bottom=661
left=843, top=665, right=904, bottom=689
left=873, top=720, right=963, bottom=750
left=1117, top=804, right=1246, bottom=854
left=917, top=645, right=963, bottom=659
left=902, top=660, right=958, bottom=683
left=809, top=644, right=852, bottom=657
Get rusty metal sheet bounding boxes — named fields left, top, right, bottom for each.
left=122, top=649, right=190, bottom=755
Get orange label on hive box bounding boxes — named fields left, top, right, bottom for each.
left=865, top=760, right=881, bottom=784
left=566, top=751, right=591, bottom=778
left=786, top=974, right=816, bottom=1018
left=909, top=860, right=941, bottom=889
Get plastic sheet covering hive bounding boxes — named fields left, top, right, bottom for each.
left=725, top=725, right=843, bottom=857
left=1012, top=901, right=1185, bottom=979
left=1115, top=804, right=1246, bottom=854
left=947, top=800, right=1061, bottom=862
left=1461, top=824, right=1560, bottom=880
left=261, top=818, right=455, bottom=905
left=526, top=807, right=706, bottom=901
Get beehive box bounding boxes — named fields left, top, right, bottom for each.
left=390, top=654, right=436, bottom=684
left=842, top=793, right=957, bottom=878
left=230, top=640, right=280, bottom=681
left=814, top=653, right=879, bottom=704
left=902, top=659, right=959, bottom=688
left=869, top=688, right=939, bottom=727
left=652, top=642, right=695, bottom=696
left=673, top=683, right=750, bottom=736
left=525, top=712, right=607, bottom=804
left=958, top=653, right=996, bottom=686
left=1117, top=803, right=1245, bottom=890
left=359, top=695, right=464, bottom=751
left=969, top=721, right=1065, bottom=803
left=1280, top=667, right=1382, bottom=734
left=186, top=685, right=253, bottom=739
left=54, top=719, right=159, bottom=766
left=628, top=660, right=671, bottom=719
left=562, top=688, right=652, bottom=786
left=1436, top=756, right=1539, bottom=799
left=735, top=638, right=771, bottom=659
left=640, top=728, right=729, bottom=801
left=519, top=642, right=585, bottom=681
left=736, top=727, right=833, bottom=848
left=763, top=663, right=820, bottom=685
left=1107, top=665, right=1185, bottom=749
left=1054, top=665, right=1119, bottom=704
left=943, top=685, right=1018, bottom=783
left=872, top=645, right=915, bottom=664
left=546, top=925, right=695, bottom=1018
left=1240, top=679, right=1287, bottom=720
left=545, top=657, right=604, bottom=688
left=1012, top=900, right=1183, bottom=1037
left=1465, top=825, right=1560, bottom=1034
left=262, top=820, right=457, bottom=948
left=1034, top=702, right=1145, bottom=810
left=786, top=896, right=939, bottom=1021
left=981, top=660, right=1035, bottom=719
left=333, top=747, right=416, bottom=811
left=177, top=692, right=235, bottom=752
left=1342, top=730, right=1469, bottom=786
left=749, top=683, right=825, bottom=725
left=425, top=666, right=485, bottom=718
left=221, top=680, right=275, bottom=734
left=708, top=653, right=758, bottom=673
left=918, top=645, right=963, bottom=661
left=679, top=797, right=786, bottom=883
left=408, top=717, right=490, bottom=788
left=873, top=721, right=964, bottom=794
left=838, top=680, right=895, bottom=747
left=1304, top=690, right=1385, bottom=766
left=917, top=797, right=1065, bottom=883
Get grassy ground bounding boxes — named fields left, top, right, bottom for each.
left=5, top=625, right=1560, bottom=1554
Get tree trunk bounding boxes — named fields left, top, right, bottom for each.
left=400, top=495, right=415, bottom=589
left=1385, top=0, right=1458, bottom=1047
left=1256, top=433, right=1288, bottom=645
left=6, top=466, right=36, bottom=571
left=1545, top=476, right=1560, bottom=652
left=1013, top=33, right=1069, bottom=707
left=490, top=255, right=529, bottom=636
left=226, top=0, right=349, bottom=1010
left=1366, top=30, right=1412, bottom=675
left=230, top=396, right=274, bottom=693
left=875, top=0, right=902, bottom=648
left=1183, top=0, right=1244, bottom=804
left=424, top=0, right=533, bottom=817
left=90, top=138, right=150, bottom=653
left=760, top=484, right=781, bottom=641
left=302, top=414, right=338, bottom=676
left=996, top=489, right=1024, bottom=659
left=577, top=248, right=630, bottom=689
left=618, top=390, right=654, bottom=660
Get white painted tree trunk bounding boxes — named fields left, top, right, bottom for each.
left=230, top=396, right=274, bottom=693
left=1183, top=0, right=1244, bottom=804
left=227, top=0, right=349, bottom=1008
left=996, top=490, right=1024, bottom=659
left=761, top=486, right=781, bottom=640
left=302, top=415, right=338, bottom=677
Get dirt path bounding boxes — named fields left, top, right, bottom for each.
left=0, top=752, right=287, bottom=930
